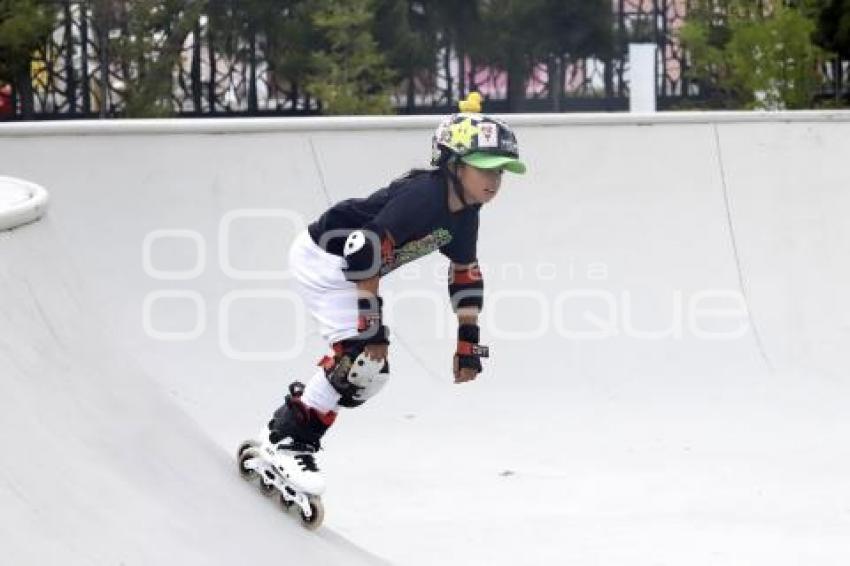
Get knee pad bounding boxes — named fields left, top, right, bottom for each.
left=347, top=351, right=390, bottom=404
left=319, top=341, right=390, bottom=408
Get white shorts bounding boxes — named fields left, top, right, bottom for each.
left=289, top=229, right=360, bottom=345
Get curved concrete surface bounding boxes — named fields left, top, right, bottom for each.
left=0, top=219, right=385, bottom=565
left=1, top=112, right=849, bottom=565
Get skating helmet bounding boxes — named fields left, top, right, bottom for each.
left=430, top=92, right=527, bottom=174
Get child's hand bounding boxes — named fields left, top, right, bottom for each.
left=454, top=323, right=488, bottom=384
left=453, top=355, right=480, bottom=383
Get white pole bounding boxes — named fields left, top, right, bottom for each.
left=629, top=43, right=657, bottom=113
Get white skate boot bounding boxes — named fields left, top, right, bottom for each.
left=237, top=381, right=334, bottom=529
left=259, top=431, right=325, bottom=495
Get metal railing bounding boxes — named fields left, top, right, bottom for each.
left=2, top=0, right=847, bottom=120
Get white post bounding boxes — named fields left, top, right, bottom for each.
left=629, top=43, right=657, bottom=113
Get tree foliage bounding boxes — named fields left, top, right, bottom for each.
left=812, top=0, right=850, bottom=57
left=306, top=0, right=395, bottom=114
left=0, top=0, right=52, bottom=86
left=466, top=0, right=612, bottom=110
left=5, top=0, right=844, bottom=116
left=206, top=0, right=318, bottom=106
left=681, top=0, right=824, bottom=109
left=206, top=0, right=396, bottom=114
left=105, top=0, right=205, bottom=117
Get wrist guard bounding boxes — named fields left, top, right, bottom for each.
left=455, top=323, right=489, bottom=371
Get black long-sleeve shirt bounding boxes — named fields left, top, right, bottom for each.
left=307, top=170, right=479, bottom=277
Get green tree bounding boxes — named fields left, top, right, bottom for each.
left=473, top=0, right=540, bottom=111
left=537, top=0, right=613, bottom=110
left=432, top=0, right=479, bottom=104
left=811, top=0, right=850, bottom=104
left=376, top=0, right=479, bottom=108
left=0, top=0, right=52, bottom=114
left=470, top=0, right=612, bottom=112
left=262, top=1, right=322, bottom=109
left=107, top=0, right=204, bottom=117
left=306, top=0, right=395, bottom=114
left=206, top=0, right=319, bottom=111
left=372, top=0, right=437, bottom=111
left=681, top=0, right=824, bottom=109
left=813, top=0, right=850, bottom=56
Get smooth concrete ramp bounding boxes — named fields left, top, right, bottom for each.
left=0, top=218, right=384, bottom=564
left=1, top=112, right=849, bottom=565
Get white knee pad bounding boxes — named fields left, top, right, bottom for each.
left=347, top=352, right=390, bottom=403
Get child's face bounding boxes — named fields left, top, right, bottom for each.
left=458, top=164, right=503, bottom=205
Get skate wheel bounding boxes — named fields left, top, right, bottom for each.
left=237, top=446, right=259, bottom=479
left=259, top=478, right=276, bottom=496
left=279, top=494, right=293, bottom=509
left=300, top=496, right=324, bottom=530
left=237, top=439, right=259, bottom=459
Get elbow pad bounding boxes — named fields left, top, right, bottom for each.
left=448, top=262, right=484, bottom=312
left=342, top=228, right=383, bottom=281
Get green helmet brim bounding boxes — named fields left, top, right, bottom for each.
left=461, top=152, right=527, bottom=174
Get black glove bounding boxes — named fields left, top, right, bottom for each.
left=455, top=324, right=489, bottom=373
left=356, top=296, right=390, bottom=345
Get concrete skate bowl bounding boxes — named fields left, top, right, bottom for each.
left=1, top=112, right=849, bottom=565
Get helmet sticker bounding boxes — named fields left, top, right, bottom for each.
left=449, top=117, right=479, bottom=151
left=477, top=123, right=498, bottom=149
left=436, top=122, right=451, bottom=144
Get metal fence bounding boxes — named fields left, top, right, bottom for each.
left=2, top=0, right=848, bottom=120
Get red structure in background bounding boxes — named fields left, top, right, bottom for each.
left=0, top=84, right=12, bottom=118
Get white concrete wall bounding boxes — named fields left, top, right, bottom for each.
left=3, top=113, right=847, bottom=386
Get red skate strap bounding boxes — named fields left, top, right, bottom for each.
left=317, top=343, right=346, bottom=368
left=317, top=410, right=337, bottom=427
